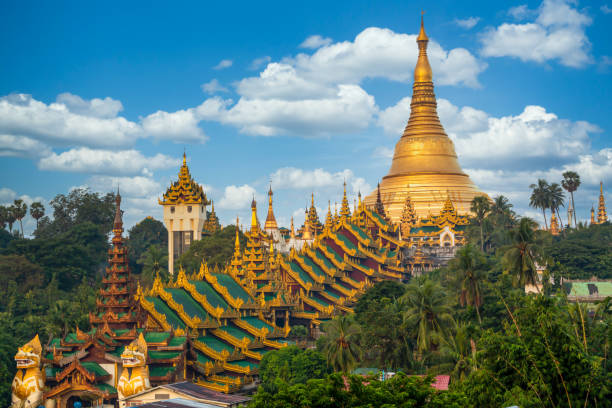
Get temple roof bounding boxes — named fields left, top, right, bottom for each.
left=160, top=153, right=209, bottom=205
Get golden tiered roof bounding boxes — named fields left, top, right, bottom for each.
left=159, top=153, right=209, bottom=205
left=203, top=201, right=220, bottom=234
left=597, top=181, right=607, bottom=224
left=340, top=182, right=351, bottom=221
left=550, top=212, right=560, bottom=235
left=364, top=17, right=485, bottom=221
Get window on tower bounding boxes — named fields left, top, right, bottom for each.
left=170, top=206, right=175, bottom=214
left=188, top=206, right=192, bottom=213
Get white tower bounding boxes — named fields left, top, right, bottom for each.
left=159, top=153, right=209, bottom=275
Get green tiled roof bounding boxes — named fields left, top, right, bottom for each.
left=323, top=288, right=340, bottom=300
left=289, top=261, right=314, bottom=284
left=301, top=256, right=325, bottom=278
left=146, top=297, right=185, bottom=329
left=149, top=365, right=175, bottom=377
left=144, top=331, right=171, bottom=343
left=230, top=360, right=258, bottom=369
left=109, top=346, right=124, bottom=358
left=45, top=353, right=54, bottom=360
left=324, top=244, right=344, bottom=264
left=213, top=273, right=252, bottom=302
left=166, top=288, right=210, bottom=321
left=242, top=316, right=273, bottom=332
left=64, top=333, right=85, bottom=344
left=49, top=338, right=61, bottom=347
left=96, top=383, right=117, bottom=394
left=195, top=350, right=212, bottom=365
left=113, top=329, right=130, bottom=336
left=347, top=223, right=371, bottom=243
left=168, top=336, right=187, bottom=347
left=81, top=362, right=109, bottom=377
left=336, top=233, right=357, bottom=250
left=311, top=296, right=330, bottom=307
left=410, top=225, right=440, bottom=233
left=46, top=367, right=61, bottom=378
left=220, top=325, right=254, bottom=342
left=190, top=280, right=229, bottom=309
left=314, top=249, right=335, bottom=270
left=149, top=351, right=181, bottom=360
left=197, top=336, right=235, bottom=353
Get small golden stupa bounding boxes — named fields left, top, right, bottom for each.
left=364, top=16, right=485, bottom=221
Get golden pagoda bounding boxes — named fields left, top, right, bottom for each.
left=597, top=181, right=607, bottom=224
left=364, top=17, right=485, bottom=221
left=549, top=212, right=560, bottom=235
left=264, top=185, right=278, bottom=233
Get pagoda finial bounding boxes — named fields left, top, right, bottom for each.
left=290, top=216, right=296, bottom=239
left=265, top=184, right=278, bottom=231
left=325, top=200, right=333, bottom=230
left=113, top=188, right=123, bottom=234
left=374, top=182, right=386, bottom=218
left=340, top=181, right=351, bottom=221
left=234, top=216, right=241, bottom=252
left=591, top=205, right=596, bottom=224
left=182, top=150, right=187, bottom=166
left=251, top=197, right=259, bottom=232
left=598, top=181, right=608, bottom=223
left=414, top=13, right=432, bottom=83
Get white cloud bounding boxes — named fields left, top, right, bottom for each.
left=377, top=96, right=411, bottom=135
left=87, top=175, right=162, bottom=198
left=250, top=56, right=272, bottom=70
left=508, top=5, right=534, bottom=20
left=38, top=148, right=178, bottom=176
left=455, top=17, right=480, bottom=29
left=602, top=5, right=612, bottom=14
left=213, top=59, right=233, bottom=70
left=201, top=79, right=229, bottom=94
left=0, top=134, right=51, bottom=158
left=141, top=107, right=208, bottom=143
left=372, top=146, right=394, bottom=159
left=0, top=187, right=16, bottom=203
left=0, top=94, right=141, bottom=148
left=481, top=0, right=593, bottom=68
left=270, top=167, right=370, bottom=195
left=217, top=184, right=258, bottom=210
left=207, top=84, right=376, bottom=136
left=55, top=92, right=123, bottom=119
left=300, top=35, right=333, bottom=49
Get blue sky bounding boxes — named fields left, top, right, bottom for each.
left=1, top=0, right=611, bottom=234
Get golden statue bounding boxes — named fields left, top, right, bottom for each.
left=12, top=335, right=44, bottom=408
left=117, top=333, right=151, bottom=401
left=364, top=16, right=485, bottom=221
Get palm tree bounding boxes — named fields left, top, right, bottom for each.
left=450, top=245, right=486, bottom=324
left=470, top=196, right=491, bottom=251
left=138, top=245, right=169, bottom=288
left=502, top=218, right=544, bottom=292
left=561, top=171, right=580, bottom=227
left=529, top=179, right=550, bottom=229
left=29, top=202, right=45, bottom=230
left=491, top=195, right=516, bottom=228
left=12, top=199, right=27, bottom=237
left=548, top=182, right=565, bottom=229
left=402, top=278, right=454, bottom=358
left=321, top=315, right=362, bottom=373
left=5, top=206, right=16, bottom=234
left=440, top=322, right=476, bottom=382
left=0, top=206, right=7, bottom=230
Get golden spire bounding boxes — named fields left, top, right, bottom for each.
left=598, top=181, right=607, bottom=224
left=374, top=182, right=386, bottom=217
left=550, top=212, right=560, bottom=235
left=265, top=185, right=278, bottom=231
left=340, top=181, right=351, bottom=221
left=113, top=187, right=123, bottom=238
left=325, top=201, right=333, bottom=230
left=591, top=205, right=596, bottom=224
left=290, top=216, right=296, bottom=239
left=234, top=216, right=241, bottom=254
left=401, top=191, right=418, bottom=226
left=363, top=15, right=483, bottom=221
left=251, top=197, right=259, bottom=232
left=182, top=151, right=186, bottom=166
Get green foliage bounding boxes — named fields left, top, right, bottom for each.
left=259, top=346, right=330, bottom=394
left=250, top=372, right=468, bottom=408
left=138, top=244, right=169, bottom=288
left=319, top=315, right=362, bottom=373
left=354, top=280, right=405, bottom=317
left=289, top=325, right=309, bottom=340
left=177, top=225, right=246, bottom=272
left=127, top=217, right=167, bottom=275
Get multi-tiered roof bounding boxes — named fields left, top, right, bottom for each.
left=159, top=153, right=210, bottom=206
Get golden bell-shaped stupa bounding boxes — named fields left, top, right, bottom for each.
left=364, top=16, right=485, bottom=221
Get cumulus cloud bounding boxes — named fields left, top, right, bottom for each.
left=0, top=134, right=51, bottom=158
left=0, top=94, right=141, bottom=148
left=55, top=92, right=123, bottom=118
left=141, top=107, right=208, bottom=143
left=455, top=17, right=480, bottom=29
left=213, top=59, right=233, bottom=70
left=217, top=184, right=259, bottom=210
left=270, top=167, right=370, bottom=195
left=480, top=0, right=593, bottom=68
left=87, top=175, right=162, bottom=198
left=602, top=5, right=612, bottom=14
left=250, top=56, right=272, bottom=70
left=300, top=35, right=333, bottom=49
left=38, top=148, right=178, bottom=176
left=201, top=79, right=229, bottom=94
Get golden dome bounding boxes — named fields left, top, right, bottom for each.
left=364, top=17, right=485, bottom=221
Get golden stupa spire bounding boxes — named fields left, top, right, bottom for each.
left=550, top=212, right=560, bottom=235
left=234, top=216, right=241, bottom=253
left=591, top=205, right=596, bottom=224
left=290, top=216, right=296, bottom=239
left=340, top=181, right=351, bottom=221
left=597, top=181, right=608, bottom=223
left=250, top=197, right=259, bottom=232
left=325, top=201, right=333, bottom=230
left=265, top=184, right=278, bottom=231
left=363, top=15, right=483, bottom=221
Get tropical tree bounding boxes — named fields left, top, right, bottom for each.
left=5, top=206, right=16, bottom=234
left=439, top=322, right=477, bottom=382
left=0, top=206, right=7, bottom=230
left=449, top=245, right=486, bottom=324
left=137, top=244, right=168, bottom=288
left=529, top=179, right=550, bottom=229
left=490, top=195, right=515, bottom=228
left=470, top=195, right=491, bottom=251
left=548, top=182, right=565, bottom=229
left=320, top=315, right=362, bottom=373
left=561, top=170, right=580, bottom=227
left=502, top=218, right=544, bottom=292
left=29, top=202, right=45, bottom=230
left=402, top=278, right=454, bottom=358
left=11, top=199, right=27, bottom=238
